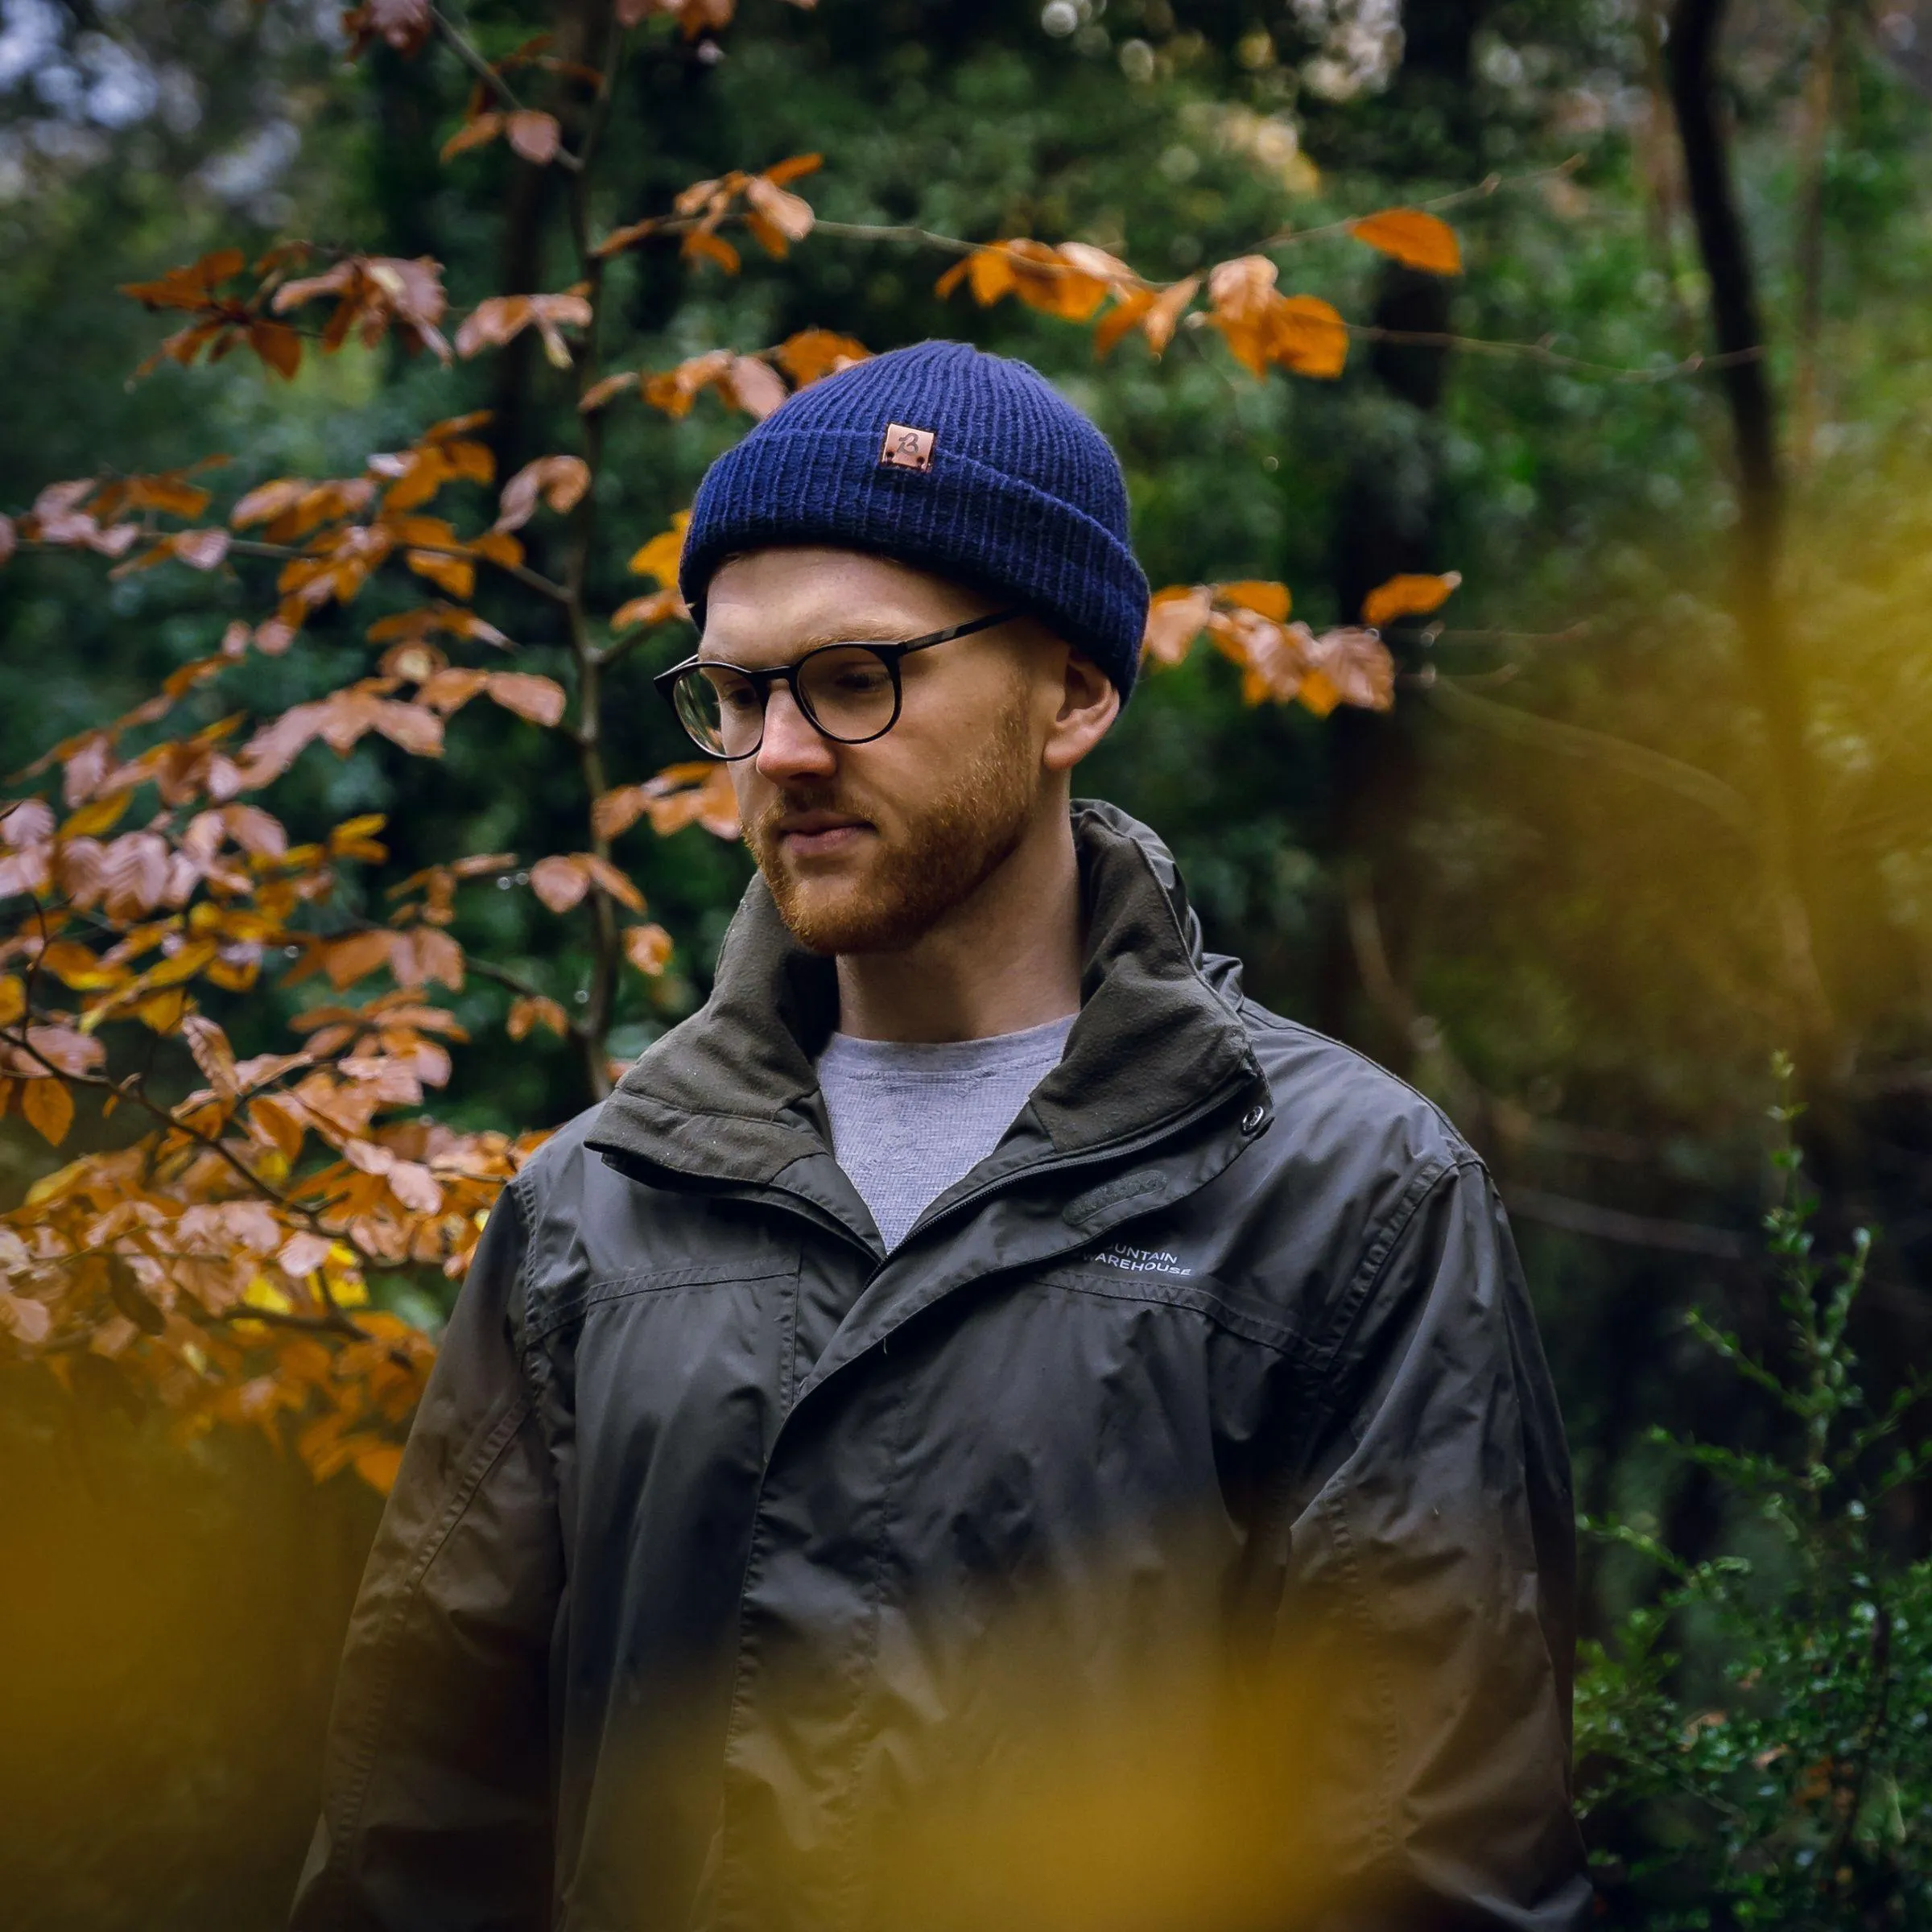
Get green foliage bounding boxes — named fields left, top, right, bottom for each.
left=1579, top=1057, right=1932, bottom=1926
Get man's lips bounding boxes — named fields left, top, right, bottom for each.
left=774, top=811, right=873, bottom=858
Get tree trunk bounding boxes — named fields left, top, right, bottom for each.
left=1667, top=0, right=1836, bottom=1069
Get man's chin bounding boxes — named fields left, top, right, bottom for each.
left=767, top=877, right=926, bottom=956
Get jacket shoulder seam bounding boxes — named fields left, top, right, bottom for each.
left=1299, top=1154, right=1478, bottom=1407
left=1237, top=1000, right=1475, bottom=1155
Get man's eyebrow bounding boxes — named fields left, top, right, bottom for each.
left=700, top=619, right=923, bottom=662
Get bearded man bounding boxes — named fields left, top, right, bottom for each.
left=292, top=342, right=1590, bottom=1932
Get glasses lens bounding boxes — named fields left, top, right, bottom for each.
left=676, top=664, right=762, bottom=758
left=797, top=646, right=898, bottom=744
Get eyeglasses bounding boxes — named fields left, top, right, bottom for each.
left=654, top=609, right=1022, bottom=761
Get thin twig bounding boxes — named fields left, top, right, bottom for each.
left=222, top=535, right=571, bottom=606
left=466, top=955, right=590, bottom=1042
left=1424, top=671, right=1759, bottom=839
left=1348, top=323, right=1762, bottom=384
left=1253, top=154, right=1587, bottom=250
left=430, top=5, right=584, bottom=171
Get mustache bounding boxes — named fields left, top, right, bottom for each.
left=748, top=783, right=881, bottom=842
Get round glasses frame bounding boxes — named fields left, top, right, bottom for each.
left=653, top=609, right=1022, bottom=761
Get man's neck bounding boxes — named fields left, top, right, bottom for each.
left=832, top=804, right=1084, bottom=1043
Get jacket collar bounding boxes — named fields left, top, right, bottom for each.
left=584, top=801, right=1261, bottom=1189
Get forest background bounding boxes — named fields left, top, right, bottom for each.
left=3, top=0, right=1932, bottom=1924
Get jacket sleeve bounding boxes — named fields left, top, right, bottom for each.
left=291, top=1176, right=563, bottom=1932
left=1274, top=1157, right=1591, bottom=1932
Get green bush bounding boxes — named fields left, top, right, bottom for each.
left=1578, top=1058, right=1932, bottom=1927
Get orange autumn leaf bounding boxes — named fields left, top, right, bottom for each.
left=1269, top=295, right=1348, bottom=379
left=1361, top=571, right=1463, bottom=629
left=441, top=112, right=504, bottom=162
left=623, top=923, right=674, bottom=976
left=507, top=993, right=570, bottom=1041
left=21, top=1078, right=74, bottom=1147
left=629, top=512, right=691, bottom=586
left=1141, top=587, right=1213, bottom=667
left=684, top=229, right=741, bottom=275
left=405, top=549, right=474, bottom=600
left=1218, top=581, right=1292, bottom=622
left=1348, top=208, right=1463, bottom=276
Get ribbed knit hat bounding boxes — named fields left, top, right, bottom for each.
left=679, top=341, right=1150, bottom=700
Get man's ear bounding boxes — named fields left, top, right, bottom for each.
left=1042, top=647, right=1120, bottom=774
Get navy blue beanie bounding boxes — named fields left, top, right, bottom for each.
left=679, top=341, right=1150, bottom=701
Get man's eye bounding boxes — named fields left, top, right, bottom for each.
left=706, top=674, right=758, bottom=712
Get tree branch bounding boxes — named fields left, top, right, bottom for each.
left=431, top=5, right=584, bottom=171
left=1423, top=671, right=1759, bottom=837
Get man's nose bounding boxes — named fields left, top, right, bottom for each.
left=753, top=684, right=838, bottom=784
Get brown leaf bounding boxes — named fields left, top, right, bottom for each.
left=344, top=0, right=432, bottom=57
left=0, top=1291, right=52, bottom=1346
left=1302, top=626, right=1396, bottom=713
left=248, top=320, right=303, bottom=379
left=169, top=528, right=232, bottom=572
left=1348, top=208, right=1462, bottom=276
left=505, top=109, right=562, bottom=165
left=623, top=923, right=674, bottom=976
left=2, top=797, right=54, bottom=847
left=1269, top=295, right=1348, bottom=379
left=1207, top=254, right=1279, bottom=324
left=611, top=586, right=689, bottom=632
left=456, top=291, right=591, bottom=363
left=484, top=672, right=567, bottom=728
left=1219, top=581, right=1292, bottom=622
left=744, top=175, right=815, bottom=252
left=494, top=454, right=590, bottom=533
left=591, top=785, right=649, bottom=841
left=683, top=229, right=741, bottom=275
left=1093, top=288, right=1155, bottom=360
left=724, top=355, right=788, bottom=419
left=641, top=761, right=741, bottom=839
left=773, top=329, right=870, bottom=386
left=21, top=1078, right=73, bottom=1147
left=440, top=110, right=503, bottom=162
left=404, top=548, right=475, bottom=600
left=578, top=369, right=639, bottom=413
left=529, top=854, right=591, bottom=913
left=101, top=831, right=170, bottom=919
left=409, top=927, right=464, bottom=992
left=181, top=1014, right=238, bottom=1100
left=643, top=349, right=733, bottom=419
left=119, top=249, right=244, bottom=312
left=386, top=1158, right=444, bottom=1214
left=416, top=668, right=489, bottom=716
left=1141, top=587, right=1213, bottom=667
left=762, top=151, right=823, bottom=188
left=3, top=1023, right=105, bottom=1077
left=629, top=512, right=690, bottom=586
left=1361, top=571, right=1462, bottom=629
left=322, top=929, right=396, bottom=990
left=579, top=853, right=646, bottom=911
left=507, top=993, right=569, bottom=1040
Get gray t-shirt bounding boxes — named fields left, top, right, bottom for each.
left=815, top=1014, right=1075, bottom=1251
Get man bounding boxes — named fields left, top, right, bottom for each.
left=292, top=341, right=1589, bottom=1930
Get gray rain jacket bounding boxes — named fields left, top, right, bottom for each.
left=291, top=803, right=1591, bottom=1932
